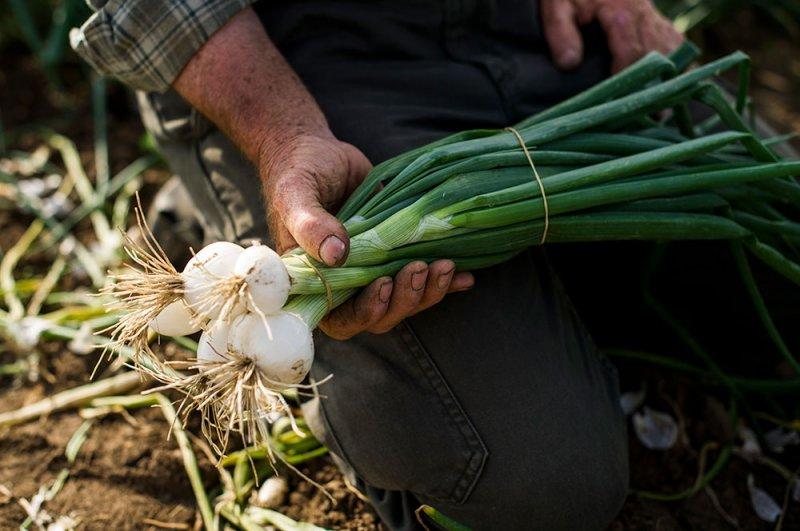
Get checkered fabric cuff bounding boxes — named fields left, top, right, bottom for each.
left=71, top=0, right=254, bottom=93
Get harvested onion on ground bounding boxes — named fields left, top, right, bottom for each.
left=104, top=44, right=800, bottom=455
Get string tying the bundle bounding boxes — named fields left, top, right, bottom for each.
left=505, top=126, right=549, bottom=244
left=298, top=254, right=334, bottom=311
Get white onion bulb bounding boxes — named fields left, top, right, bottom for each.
left=233, top=244, right=290, bottom=315
left=149, top=300, right=201, bottom=336
left=197, top=322, right=230, bottom=364
left=227, top=311, right=314, bottom=385
left=182, top=241, right=244, bottom=320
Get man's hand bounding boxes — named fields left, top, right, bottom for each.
left=259, top=132, right=371, bottom=266
left=541, top=0, right=684, bottom=72
left=174, top=8, right=473, bottom=340
left=319, top=260, right=474, bottom=340
left=259, top=131, right=473, bottom=341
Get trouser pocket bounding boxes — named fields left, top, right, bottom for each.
left=307, top=322, right=488, bottom=505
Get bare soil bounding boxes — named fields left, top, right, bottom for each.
left=0, top=345, right=380, bottom=530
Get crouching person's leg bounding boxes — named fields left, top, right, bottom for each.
left=304, top=249, right=629, bottom=530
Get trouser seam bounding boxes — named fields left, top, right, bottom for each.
left=397, top=322, right=488, bottom=504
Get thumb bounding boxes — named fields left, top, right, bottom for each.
left=275, top=175, right=350, bottom=266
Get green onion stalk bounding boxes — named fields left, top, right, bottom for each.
left=283, top=44, right=800, bottom=332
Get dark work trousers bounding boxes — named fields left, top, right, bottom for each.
left=137, top=1, right=630, bottom=529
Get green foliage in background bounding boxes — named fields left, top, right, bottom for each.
left=1, top=0, right=90, bottom=86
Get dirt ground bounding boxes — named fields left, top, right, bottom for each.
left=1, top=9, right=799, bottom=530
left=0, top=343, right=380, bottom=530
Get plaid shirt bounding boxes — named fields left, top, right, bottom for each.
left=70, top=0, right=254, bottom=93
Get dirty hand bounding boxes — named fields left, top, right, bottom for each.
left=259, top=131, right=474, bottom=340
left=175, top=7, right=474, bottom=340
left=540, top=0, right=684, bottom=72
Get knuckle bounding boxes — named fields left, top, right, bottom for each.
left=354, top=303, right=377, bottom=328
left=293, top=211, right=320, bottom=239
left=429, top=287, right=448, bottom=303
left=333, top=330, right=355, bottom=341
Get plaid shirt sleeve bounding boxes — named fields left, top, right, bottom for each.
left=70, top=0, right=255, bottom=93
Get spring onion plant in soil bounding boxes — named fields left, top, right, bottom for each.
left=105, top=43, right=800, bottom=458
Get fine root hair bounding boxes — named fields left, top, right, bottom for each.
left=187, top=273, right=247, bottom=329
left=148, top=351, right=291, bottom=456
left=99, top=199, right=183, bottom=371
left=148, top=350, right=335, bottom=502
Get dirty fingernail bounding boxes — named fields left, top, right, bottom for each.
left=437, top=267, right=455, bottom=289
left=411, top=268, right=428, bottom=291
left=320, top=235, right=346, bottom=265
left=379, top=280, right=393, bottom=303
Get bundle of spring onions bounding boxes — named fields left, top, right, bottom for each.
left=105, top=43, right=800, bottom=453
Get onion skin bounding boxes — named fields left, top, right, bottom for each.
left=197, top=322, right=229, bottom=364
left=182, top=241, right=244, bottom=319
left=233, top=244, right=290, bottom=315
left=227, top=311, right=314, bottom=385
left=149, top=300, right=201, bottom=336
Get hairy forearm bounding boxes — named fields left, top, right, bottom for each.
left=172, top=7, right=330, bottom=165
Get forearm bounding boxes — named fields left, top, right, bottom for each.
left=173, top=7, right=330, bottom=165
left=171, top=6, right=370, bottom=269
